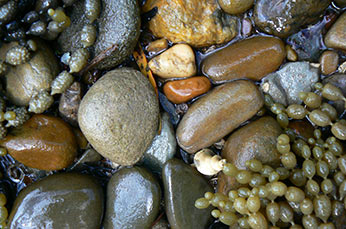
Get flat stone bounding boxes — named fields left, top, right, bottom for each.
left=325, top=12, right=346, bottom=51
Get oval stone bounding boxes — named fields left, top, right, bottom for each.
left=325, top=12, right=346, bottom=51
left=202, top=37, right=285, bottom=83
left=176, top=80, right=264, bottom=154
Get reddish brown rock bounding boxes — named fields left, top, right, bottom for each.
left=320, top=50, right=339, bottom=75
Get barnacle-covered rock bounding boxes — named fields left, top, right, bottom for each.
left=5, top=46, right=30, bottom=66
left=28, top=91, right=54, bottom=114
left=51, top=71, right=74, bottom=95
left=5, top=107, right=30, bottom=128
left=69, top=48, right=89, bottom=73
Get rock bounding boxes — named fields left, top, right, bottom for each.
left=59, top=81, right=82, bottom=127
left=141, top=112, right=177, bottom=174
left=58, top=0, right=140, bottom=69
left=163, top=159, right=213, bottom=229
left=148, top=44, right=196, bottom=78
left=322, top=73, right=346, bottom=114
left=71, top=148, right=102, bottom=170
left=218, top=0, right=254, bottom=14
left=320, top=50, right=339, bottom=75
left=146, top=38, right=168, bottom=55
left=325, top=12, right=346, bottom=51
left=0, top=40, right=59, bottom=106
left=335, top=0, right=346, bottom=7
left=142, top=0, right=238, bottom=47
left=8, top=173, right=104, bottom=229
left=261, top=62, right=319, bottom=106
left=104, top=167, right=161, bottom=229
left=78, top=68, right=159, bottom=166
left=254, top=0, right=331, bottom=38
left=201, top=37, right=286, bottom=83
left=0, top=114, right=77, bottom=171
left=218, top=116, right=282, bottom=194
left=288, top=120, right=314, bottom=140
left=163, top=76, right=211, bottom=104
left=152, top=219, right=169, bottom=229
left=176, top=80, right=264, bottom=154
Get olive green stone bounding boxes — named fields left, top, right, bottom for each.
left=7, top=173, right=104, bottom=229
left=104, top=167, right=161, bottom=229
left=163, top=159, right=213, bottom=229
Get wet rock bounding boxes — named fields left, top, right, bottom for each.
left=146, top=38, right=168, bottom=55
left=0, top=115, right=77, bottom=171
left=78, top=68, right=159, bottom=166
left=177, top=80, right=264, bottom=154
left=322, top=73, right=346, bottom=114
left=218, top=0, right=254, bottom=14
left=202, top=36, right=286, bottom=83
left=71, top=148, right=102, bottom=170
left=58, top=0, right=140, bottom=69
left=142, top=0, right=238, bottom=47
left=320, top=50, right=339, bottom=75
left=104, top=167, right=161, bottom=229
left=59, top=81, right=82, bottom=127
left=325, top=12, right=346, bottom=51
left=141, top=112, right=176, bottom=174
left=148, top=44, right=196, bottom=79
left=152, top=218, right=169, bottom=229
left=163, top=159, right=213, bottom=229
left=261, top=62, right=319, bottom=106
left=288, top=120, right=314, bottom=140
left=335, top=0, right=346, bottom=7
left=254, top=0, right=331, bottom=38
left=218, top=116, right=282, bottom=194
left=163, top=76, right=211, bottom=104
left=8, top=173, right=104, bottom=229
left=0, top=40, right=59, bottom=106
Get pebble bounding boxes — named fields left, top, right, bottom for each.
left=142, top=0, right=238, bottom=47
left=78, top=68, right=159, bottom=166
left=176, top=80, right=264, bottom=154
left=202, top=36, right=286, bottom=83
left=59, top=82, right=82, bottom=127
left=104, top=167, right=161, bottom=229
left=0, top=115, right=78, bottom=171
left=218, top=117, right=282, bottom=194
left=146, top=38, right=168, bottom=55
left=325, top=12, right=346, bottom=51
left=141, top=112, right=176, bottom=174
left=162, top=159, right=213, bottom=229
left=163, top=76, right=211, bottom=104
left=7, top=173, right=104, bottom=229
left=148, top=44, right=196, bottom=79
left=218, top=0, right=254, bottom=14
left=261, top=62, right=319, bottom=106
left=254, top=0, right=331, bottom=37
left=286, top=45, right=298, bottom=62
left=320, top=50, right=339, bottom=75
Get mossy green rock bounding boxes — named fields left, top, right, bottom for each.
left=163, top=159, right=213, bottom=229
left=7, top=173, right=104, bottom=229
left=78, top=68, right=159, bottom=166
left=104, top=167, right=161, bottom=229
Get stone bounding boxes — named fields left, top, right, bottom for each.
left=177, top=80, right=264, bottom=154
left=325, top=12, right=346, bottom=51
left=320, top=50, right=339, bottom=75
left=335, top=0, right=346, bottom=7
left=218, top=0, right=254, bottom=14
left=141, top=112, right=177, bottom=174
left=254, top=0, right=331, bottom=38
left=0, top=115, right=77, bottom=171
left=152, top=219, right=169, bottom=229
left=103, top=167, right=161, bottom=229
left=261, top=62, right=319, bottom=106
left=218, top=116, right=282, bottom=194
left=201, top=36, right=286, bottom=83
left=142, top=0, right=238, bottom=47
left=163, top=76, right=211, bottom=104
left=59, top=81, right=82, bottom=127
left=78, top=68, right=159, bottom=166
left=8, top=173, right=104, bottom=229
left=162, top=159, right=213, bottom=229
left=146, top=38, right=168, bottom=55
left=148, top=44, right=196, bottom=78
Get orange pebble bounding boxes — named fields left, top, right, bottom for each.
left=163, top=76, right=211, bottom=104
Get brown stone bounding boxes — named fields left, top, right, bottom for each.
left=59, top=81, right=82, bottom=127
left=288, top=120, right=314, bottom=140
left=320, top=50, right=339, bottom=75
left=176, top=80, right=264, bottom=154
left=218, top=0, right=254, bottom=15
left=142, top=0, right=238, bottom=47
left=325, top=12, right=346, bottom=51
left=0, top=115, right=77, bottom=171
left=217, top=116, right=282, bottom=194
left=146, top=38, right=168, bottom=54
left=201, top=37, right=286, bottom=83
left=163, top=76, right=211, bottom=104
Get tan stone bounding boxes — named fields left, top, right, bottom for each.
left=218, top=0, right=254, bottom=14
left=325, top=12, right=346, bottom=51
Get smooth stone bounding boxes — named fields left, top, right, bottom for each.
left=142, top=0, right=238, bottom=47
left=148, top=44, right=196, bottom=78
left=163, top=76, right=211, bottom=104
left=78, top=68, right=159, bottom=166
left=176, top=80, right=264, bottom=154
left=202, top=37, right=286, bottom=83
left=288, top=120, right=314, bottom=140
left=325, top=12, right=346, bottom=51
left=70, top=148, right=102, bottom=170
left=261, top=62, right=319, bottom=106
left=0, top=114, right=77, bottom=171
left=254, top=0, right=331, bottom=37
left=8, top=173, right=104, bottom=229
left=218, top=116, right=282, bottom=194
left=146, top=38, right=168, bottom=55
left=104, top=167, right=161, bottom=229
left=322, top=73, right=346, bottom=114
left=152, top=218, right=169, bottom=229
left=59, top=81, right=82, bottom=127
left=163, top=159, right=213, bottom=229
left=141, top=112, right=177, bottom=174
left=218, top=0, right=254, bottom=14
left=320, top=50, right=339, bottom=75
